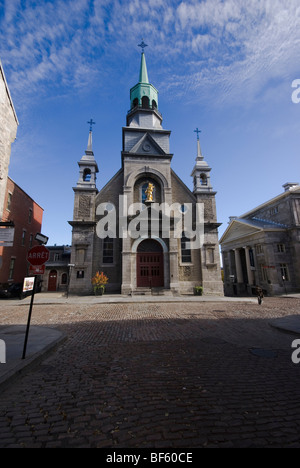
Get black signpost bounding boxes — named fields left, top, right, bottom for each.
left=22, top=277, right=36, bottom=360
left=22, top=244, right=49, bottom=359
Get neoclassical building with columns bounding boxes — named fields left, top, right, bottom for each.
left=220, top=183, right=300, bottom=296
left=68, top=48, right=223, bottom=296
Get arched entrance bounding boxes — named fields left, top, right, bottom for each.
left=137, top=239, right=164, bottom=288
left=48, top=270, right=57, bottom=292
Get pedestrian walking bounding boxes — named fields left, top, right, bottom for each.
left=256, top=286, right=264, bottom=305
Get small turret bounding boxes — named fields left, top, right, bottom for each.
left=76, top=121, right=99, bottom=189
left=191, top=128, right=213, bottom=194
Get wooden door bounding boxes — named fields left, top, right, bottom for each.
left=137, top=239, right=164, bottom=288
left=48, top=270, right=57, bottom=292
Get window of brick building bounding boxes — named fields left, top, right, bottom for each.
left=8, top=258, right=15, bottom=280
left=21, top=230, right=26, bottom=246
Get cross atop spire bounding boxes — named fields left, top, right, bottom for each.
left=87, top=118, right=96, bottom=132
left=194, top=127, right=201, bottom=140
left=138, top=39, right=148, bottom=54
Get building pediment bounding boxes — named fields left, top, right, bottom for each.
left=220, top=219, right=262, bottom=245
left=129, top=132, right=166, bottom=156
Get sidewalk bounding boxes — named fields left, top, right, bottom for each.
left=0, top=325, right=65, bottom=389
left=4, top=291, right=259, bottom=306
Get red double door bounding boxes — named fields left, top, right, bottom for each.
left=136, top=240, right=164, bottom=288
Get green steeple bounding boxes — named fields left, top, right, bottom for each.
left=139, top=52, right=149, bottom=83
left=129, top=48, right=158, bottom=111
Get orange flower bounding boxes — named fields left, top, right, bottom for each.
left=91, top=271, right=109, bottom=287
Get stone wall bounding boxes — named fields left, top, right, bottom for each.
left=0, top=63, right=18, bottom=219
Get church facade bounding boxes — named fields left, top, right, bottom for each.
left=68, top=49, right=223, bottom=296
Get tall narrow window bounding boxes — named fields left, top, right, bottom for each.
left=103, top=238, right=114, bottom=264
left=9, top=258, right=15, bottom=280
left=21, top=230, right=26, bottom=246
left=28, top=209, right=33, bottom=224
left=181, top=236, right=192, bottom=263
left=61, top=273, right=68, bottom=285
left=261, top=265, right=268, bottom=282
left=280, top=264, right=290, bottom=281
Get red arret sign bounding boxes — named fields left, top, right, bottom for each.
left=27, top=246, right=50, bottom=266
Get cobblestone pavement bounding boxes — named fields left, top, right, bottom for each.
left=0, top=297, right=300, bottom=448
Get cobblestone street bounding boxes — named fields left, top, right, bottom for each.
left=0, top=296, right=300, bottom=448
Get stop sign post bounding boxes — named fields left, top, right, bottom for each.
left=22, top=245, right=50, bottom=360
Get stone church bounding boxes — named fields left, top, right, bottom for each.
left=68, top=48, right=223, bottom=296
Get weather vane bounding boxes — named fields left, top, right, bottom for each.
left=87, top=119, right=96, bottom=132
left=138, top=39, right=148, bottom=53
left=194, top=128, right=201, bottom=140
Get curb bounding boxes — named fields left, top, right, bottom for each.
left=0, top=331, right=67, bottom=391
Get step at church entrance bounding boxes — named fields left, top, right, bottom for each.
left=137, top=239, right=164, bottom=288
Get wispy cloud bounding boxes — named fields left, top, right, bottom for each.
left=1, top=0, right=299, bottom=109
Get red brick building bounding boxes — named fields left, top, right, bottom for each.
left=0, top=177, right=44, bottom=285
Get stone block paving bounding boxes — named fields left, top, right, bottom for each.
left=0, top=297, right=300, bottom=448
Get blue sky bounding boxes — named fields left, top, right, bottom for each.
left=0, top=0, right=299, bottom=246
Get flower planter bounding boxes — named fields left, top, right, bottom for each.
left=94, top=289, right=104, bottom=296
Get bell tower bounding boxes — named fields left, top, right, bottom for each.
left=68, top=122, right=99, bottom=294
left=191, top=128, right=213, bottom=194
left=190, top=129, right=224, bottom=295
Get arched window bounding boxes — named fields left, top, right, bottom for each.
left=200, top=174, right=207, bottom=186
left=132, top=98, right=138, bottom=108
left=83, top=169, right=91, bottom=182
left=152, top=100, right=157, bottom=109
left=142, top=96, right=149, bottom=109
left=61, top=273, right=68, bottom=285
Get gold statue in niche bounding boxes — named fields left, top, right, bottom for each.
left=145, top=182, right=154, bottom=202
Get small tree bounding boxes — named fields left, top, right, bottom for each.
left=91, top=271, right=109, bottom=295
